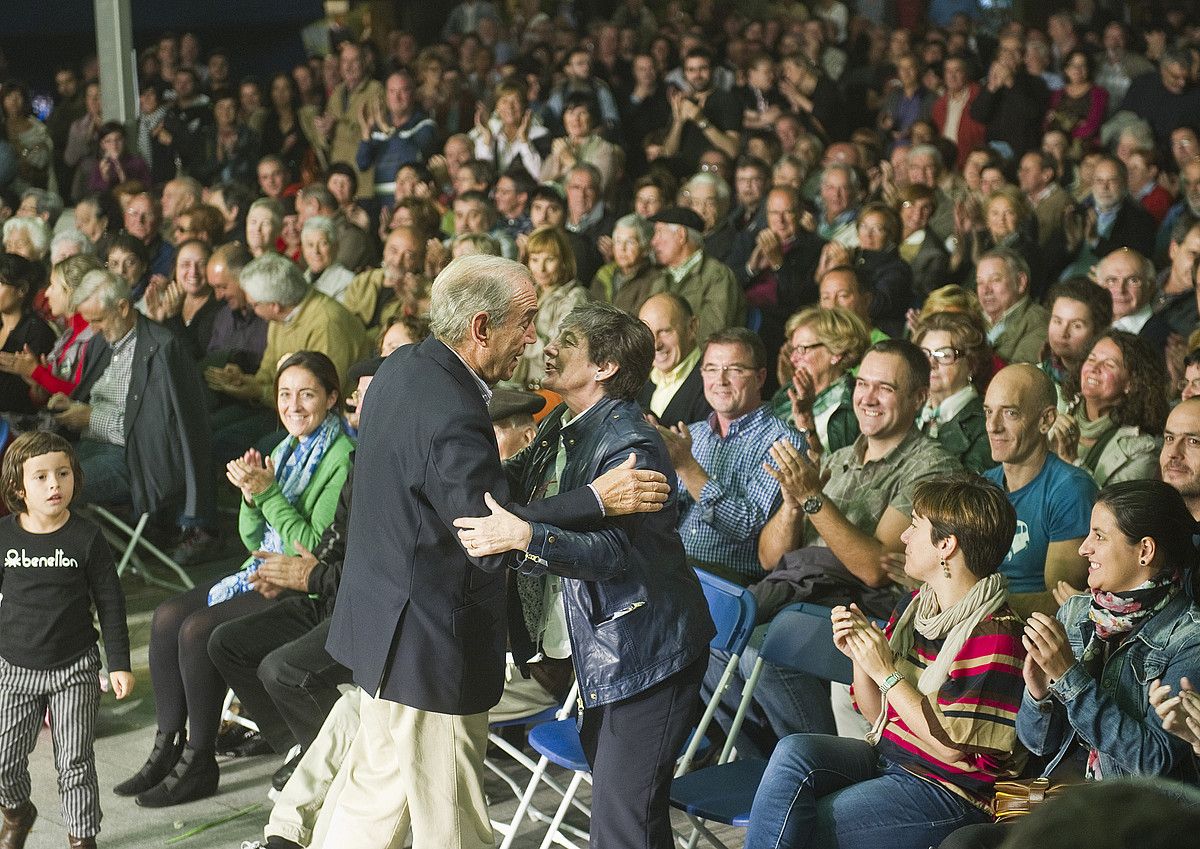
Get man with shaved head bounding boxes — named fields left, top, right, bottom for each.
left=1161, top=399, right=1200, bottom=522
left=982, top=364, right=1096, bottom=617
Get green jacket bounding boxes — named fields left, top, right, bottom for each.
left=769, top=376, right=860, bottom=454
left=935, top=395, right=996, bottom=475
left=238, top=431, right=355, bottom=565
left=651, top=253, right=746, bottom=343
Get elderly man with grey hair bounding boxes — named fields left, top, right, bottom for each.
left=16, top=187, right=64, bottom=226
left=684, top=171, right=737, bottom=262
left=52, top=267, right=215, bottom=558
left=320, top=255, right=670, bottom=848
left=300, top=215, right=353, bottom=303
left=50, top=228, right=92, bottom=264
left=648, top=206, right=745, bottom=344
left=205, top=252, right=368, bottom=462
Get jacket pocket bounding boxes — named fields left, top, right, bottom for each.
left=593, top=600, right=645, bottom=627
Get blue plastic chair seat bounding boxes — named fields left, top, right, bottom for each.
left=490, top=705, right=560, bottom=730
left=529, top=718, right=591, bottom=771
left=670, top=758, right=766, bottom=827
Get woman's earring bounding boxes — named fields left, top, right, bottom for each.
left=940, top=557, right=951, bottom=578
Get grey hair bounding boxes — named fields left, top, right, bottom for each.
left=248, top=197, right=284, bottom=227
left=301, top=215, right=339, bottom=246
left=239, top=252, right=310, bottom=308
left=566, top=162, right=602, bottom=190
left=685, top=172, right=732, bottom=205
left=612, top=214, right=652, bottom=248
left=74, top=268, right=131, bottom=311
left=907, top=144, right=944, bottom=170
left=50, top=228, right=93, bottom=257
left=820, top=162, right=861, bottom=193
left=450, top=232, right=502, bottom=256
left=21, top=188, right=63, bottom=223
left=682, top=225, right=704, bottom=247
left=1117, top=120, right=1155, bottom=152
left=298, top=183, right=337, bottom=211
left=978, top=246, right=1030, bottom=284
left=2, top=216, right=51, bottom=258
left=428, top=255, right=533, bottom=345
left=169, top=175, right=203, bottom=203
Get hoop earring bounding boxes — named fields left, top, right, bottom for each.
left=940, top=557, right=951, bottom=579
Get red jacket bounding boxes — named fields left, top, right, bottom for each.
left=933, top=83, right=987, bottom=171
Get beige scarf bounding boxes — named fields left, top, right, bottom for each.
left=866, top=572, right=1009, bottom=745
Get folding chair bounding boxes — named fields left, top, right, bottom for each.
left=85, top=505, right=195, bottom=593
left=669, top=602, right=853, bottom=849
left=488, top=676, right=589, bottom=847
left=498, top=568, right=757, bottom=849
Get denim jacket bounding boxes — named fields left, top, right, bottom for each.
left=1017, top=591, right=1200, bottom=781
left=507, top=396, right=715, bottom=709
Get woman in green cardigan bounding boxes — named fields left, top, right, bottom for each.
left=115, top=351, right=354, bottom=808
left=772, top=306, right=869, bottom=454
left=912, top=311, right=996, bottom=474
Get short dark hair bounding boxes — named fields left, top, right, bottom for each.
left=1047, top=276, right=1112, bottom=332
left=275, top=350, right=343, bottom=414
left=2, top=431, right=83, bottom=514
left=563, top=301, right=655, bottom=401
left=326, top=162, right=359, bottom=195
left=703, top=327, right=768, bottom=371
left=866, top=338, right=930, bottom=394
left=912, top=473, right=1017, bottom=578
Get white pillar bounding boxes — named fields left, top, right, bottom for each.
left=93, top=0, right=138, bottom=125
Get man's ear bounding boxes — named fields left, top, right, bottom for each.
left=469, top=311, right=490, bottom=346
left=595, top=360, right=619, bottom=382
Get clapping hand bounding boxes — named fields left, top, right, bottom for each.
left=762, top=437, right=826, bottom=508
left=248, top=541, right=319, bottom=598
left=0, top=345, right=40, bottom=380
left=655, top=422, right=696, bottom=470
left=1022, top=612, right=1074, bottom=700
left=832, top=604, right=894, bottom=684
left=226, top=448, right=275, bottom=503
left=1047, top=411, right=1079, bottom=464
left=1150, top=677, right=1200, bottom=757
left=54, top=401, right=93, bottom=431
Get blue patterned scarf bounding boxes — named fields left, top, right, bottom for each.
left=207, top=413, right=344, bottom=606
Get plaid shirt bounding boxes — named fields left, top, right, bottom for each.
left=679, top=404, right=804, bottom=581
left=84, top=326, right=137, bottom=446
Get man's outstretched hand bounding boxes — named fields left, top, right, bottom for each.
left=592, top=453, right=670, bottom=516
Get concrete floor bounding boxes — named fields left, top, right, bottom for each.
left=18, top=524, right=744, bottom=849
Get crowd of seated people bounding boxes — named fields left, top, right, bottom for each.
left=2, top=2, right=1200, bottom=847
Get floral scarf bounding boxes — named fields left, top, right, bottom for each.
left=207, top=413, right=345, bottom=606
left=1080, top=573, right=1178, bottom=778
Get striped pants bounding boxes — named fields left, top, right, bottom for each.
left=0, top=646, right=102, bottom=838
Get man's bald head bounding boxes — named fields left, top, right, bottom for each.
left=984, top=364, right=1058, bottom=467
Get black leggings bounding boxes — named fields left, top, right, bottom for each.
left=148, top=581, right=272, bottom=749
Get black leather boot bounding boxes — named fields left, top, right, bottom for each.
left=0, top=801, right=36, bottom=849
left=113, top=730, right=184, bottom=797
left=135, top=744, right=219, bottom=808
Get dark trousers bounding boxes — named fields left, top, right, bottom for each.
left=207, top=596, right=351, bottom=754
left=578, top=654, right=706, bottom=849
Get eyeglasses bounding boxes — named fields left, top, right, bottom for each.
left=700, top=364, right=755, bottom=379
left=791, top=342, right=828, bottom=357
left=699, top=163, right=723, bottom=173
left=920, top=346, right=962, bottom=366
left=1100, top=275, right=1144, bottom=290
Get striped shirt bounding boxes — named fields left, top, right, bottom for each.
left=678, top=404, right=804, bottom=580
left=860, top=593, right=1027, bottom=811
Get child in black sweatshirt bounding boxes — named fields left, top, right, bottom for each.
left=0, top=431, right=133, bottom=849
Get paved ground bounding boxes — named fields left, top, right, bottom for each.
left=19, top=516, right=743, bottom=848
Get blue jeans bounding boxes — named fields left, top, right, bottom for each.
left=703, top=645, right=836, bottom=759
left=745, top=735, right=989, bottom=849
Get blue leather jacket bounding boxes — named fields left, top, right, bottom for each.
left=507, top=396, right=715, bottom=709
left=1017, top=591, right=1200, bottom=781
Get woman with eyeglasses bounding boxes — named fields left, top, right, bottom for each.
left=912, top=311, right=995, bottom=474
left=1047, top=330, right=1166, bottom=487
left=772, top=306, right=869, bottom=455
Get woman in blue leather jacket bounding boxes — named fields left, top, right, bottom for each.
left=1018, top=480, right=1200, bottom=784
left=455, top=301, right=714, bottom=849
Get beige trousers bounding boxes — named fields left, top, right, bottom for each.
left=307, top=689, right=493, bottom=849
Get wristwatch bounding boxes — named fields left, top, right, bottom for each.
left=880, top=671, right=904, bottom=696
left=696, top=118, right=710, bottom=130
left=802, top=494, right=823, bottom=515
